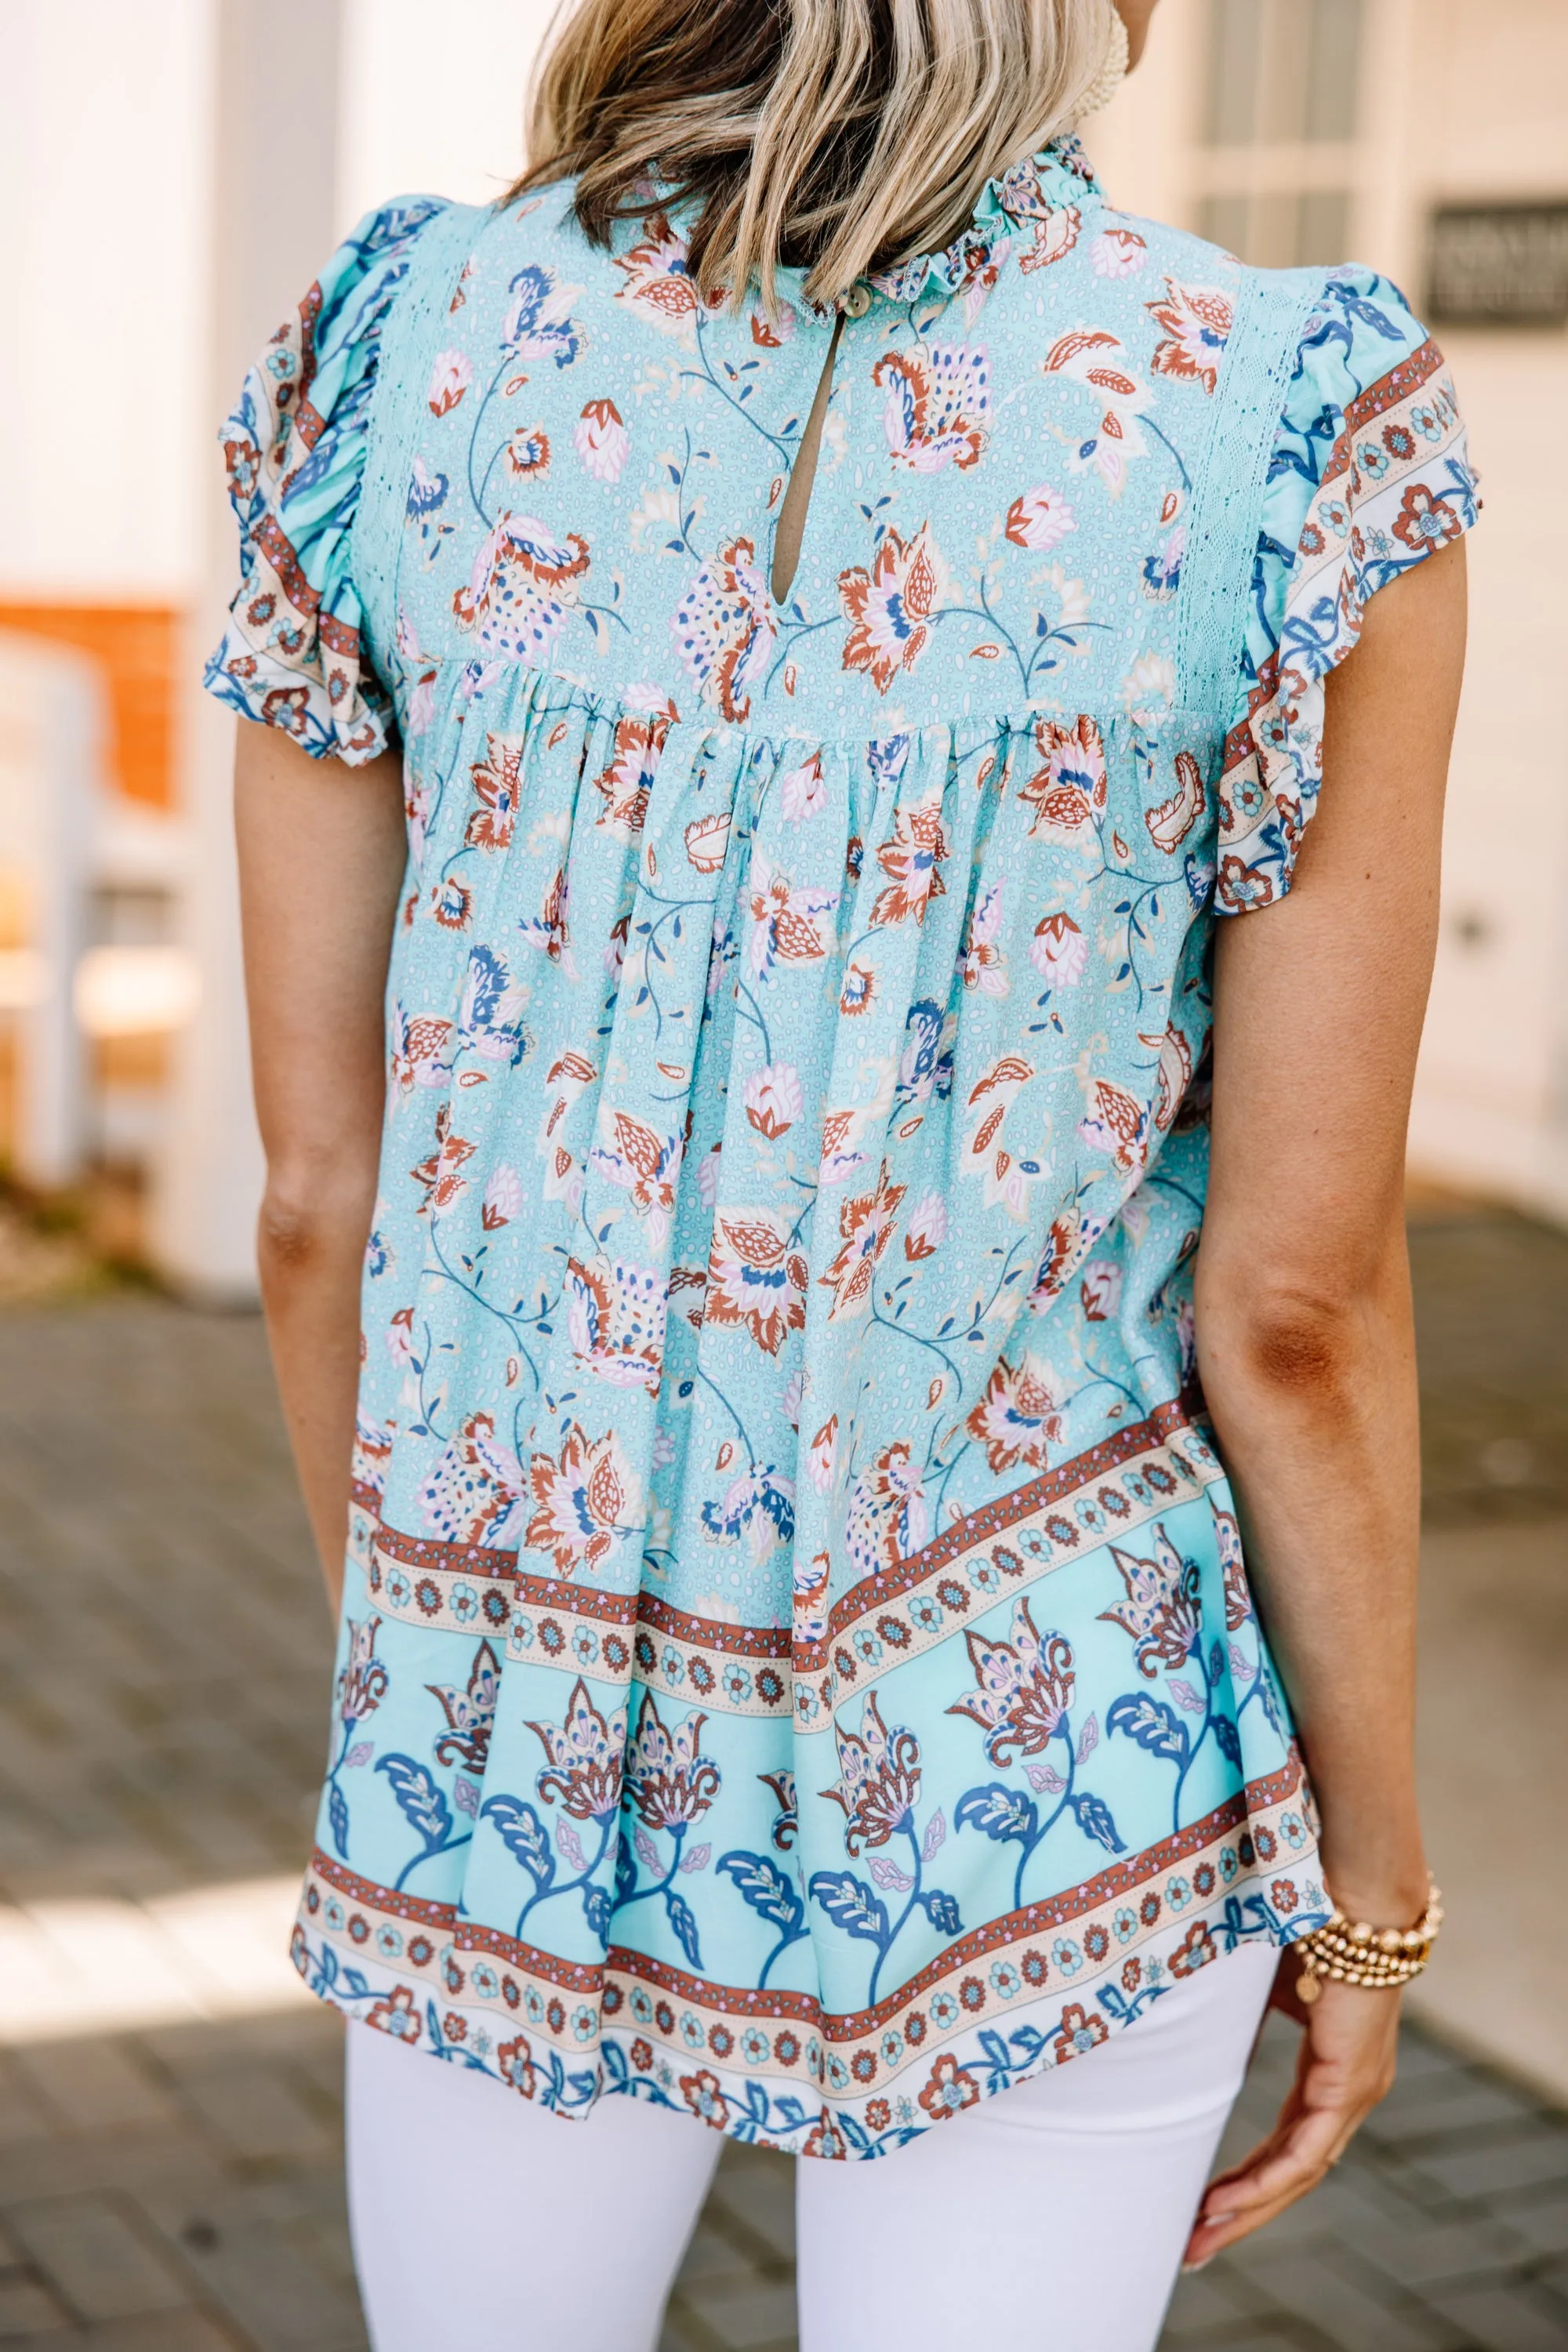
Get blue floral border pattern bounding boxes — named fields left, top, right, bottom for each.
left=294, top=1752, right=1317, bottom=2158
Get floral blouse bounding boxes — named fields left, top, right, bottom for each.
left=207, top=136, right=1475, bottom=2157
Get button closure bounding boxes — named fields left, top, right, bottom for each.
left=842, top=280, right=873, bottom=320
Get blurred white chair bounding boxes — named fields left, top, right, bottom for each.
left=0, top=628, right=193, bottom=1193
left=0, top=630, right=99, bottom=1187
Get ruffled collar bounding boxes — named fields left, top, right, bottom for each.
left=648, top=132, right=1102, bottom=318
left=760, top=132, right=1102, bottom=314
left=866, top=132, right=1102, bottom=304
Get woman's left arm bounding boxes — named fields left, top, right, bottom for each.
left=1185, top=535, right=1468, bottom=2262
left=234, top=720, right=407, bottom=1610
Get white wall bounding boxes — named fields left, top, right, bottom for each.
left=1424, top=0, right=1566, bottom=205
left=1087, top=0, right=1204, bottom=228
left=0, top=0, right=212, bottom=599
left=337, top=0, right=557, bottom=233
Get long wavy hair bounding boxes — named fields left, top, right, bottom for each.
left=511, top=0, right=1120, bottom=307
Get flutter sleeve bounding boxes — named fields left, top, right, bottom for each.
left=1214, top=270, right=1479, bottom=913
left=203, top=195, right=449, bottom=764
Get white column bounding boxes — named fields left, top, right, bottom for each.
left=152, top=0, right=344, bottom=1301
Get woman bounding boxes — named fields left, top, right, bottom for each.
left=209, top=0, right=1472, bottom=2340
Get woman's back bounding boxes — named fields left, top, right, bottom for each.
left=209, top=130, right=1472, bottom=2160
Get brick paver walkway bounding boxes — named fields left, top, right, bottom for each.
left=1408, top=1202, right=1568, bottom=1527
left=0, top=1205, right=1565, bottom=2350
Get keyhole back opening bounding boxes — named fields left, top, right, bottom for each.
left=771, top=310, right=846, bottom=608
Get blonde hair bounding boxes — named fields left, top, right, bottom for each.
left=514, top=0, right=1119, bottom=308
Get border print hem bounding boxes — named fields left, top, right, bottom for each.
left=292, top=1752, right=1322, bottom=2160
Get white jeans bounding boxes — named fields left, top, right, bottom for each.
left=346, top=1942, right=1276, bottom=2352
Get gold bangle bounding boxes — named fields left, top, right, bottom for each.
left=1294, top=1877, right=1443, bottom=2004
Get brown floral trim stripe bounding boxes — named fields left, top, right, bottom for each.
left=294, top=281, right=323, bottom=405
left=821, top=1392, right=1205, bottom=1642
left=320, top=610, right=365, bottom=659
left=1319, top=336, right=1446, bottom=488
left=639, top=1593, right=793, bottom=1659
left=370, top=1521, right=517, bottom=1579
left=293, top=394, right=328, bottom=453
left=253, top=513, right=323, bottom=620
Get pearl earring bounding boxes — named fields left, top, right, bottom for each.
left=1078, top=2, right=1131, bottom=118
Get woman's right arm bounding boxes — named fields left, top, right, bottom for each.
left=1185, top=535, right=1467, bottom=2264
left=234, top=720, right=407, bottom=1611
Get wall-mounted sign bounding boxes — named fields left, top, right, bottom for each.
left=1427, top=203, right=1568, bottom=327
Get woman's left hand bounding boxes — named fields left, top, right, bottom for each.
left=1182, top=1952, right=1401, bottom=2268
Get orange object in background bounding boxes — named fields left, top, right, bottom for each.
left=0, top=604, right=180, bottom=809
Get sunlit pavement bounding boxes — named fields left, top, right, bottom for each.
left=0, top=1206, right=1564, bottom=2350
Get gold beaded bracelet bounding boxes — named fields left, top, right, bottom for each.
left=1294, top=1878, right=1443, bottom=2004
